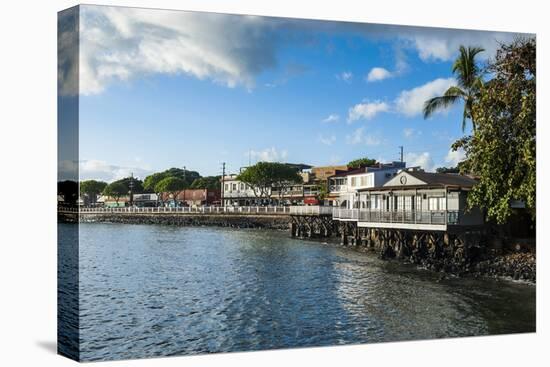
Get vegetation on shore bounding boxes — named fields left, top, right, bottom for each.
left=425, top=38, right=536, bottom=224
left=237, top=162, right=303, bottom=201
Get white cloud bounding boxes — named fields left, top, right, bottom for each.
left=347, top=100, right=390, bottom=122
left=346, top=127, right=381, bottom=146
left=318, top=134, right=336, bottom=146
left=403, top=128, right=421, bottom=138
left=445, top=148, right=466, bottom=167
left=322, top=114, right=340, bottom=123
left=402, top=29, right=517, bottom=62
left=366, top=67, right=393, bottom=82
left=394, top=78, right=456, bottom=117
left=79, top=159, right=153, bottom=182
left=74, top=6, right=281, bottom=95
left=248, top=147, right=288, bottom=162
left=59, top=6, right=527, bottom=96
left=405, top=152, right=435, bottom=172
left=336, top=71, right=353, bottom=82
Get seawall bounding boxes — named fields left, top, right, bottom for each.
left=78, top=212, right=290, bottom=230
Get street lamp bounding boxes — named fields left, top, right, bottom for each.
left=128, top=172, right=134, bottom=207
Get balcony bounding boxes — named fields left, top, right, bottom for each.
left=332, top=208, right=359, bottom=220
left=333, top=209, right=462, bottom=230
left=289, top=206, right=334, bottom=216
left=358, top=210, right=459, bottom=225
left=328, top=185, right=347, bottom=193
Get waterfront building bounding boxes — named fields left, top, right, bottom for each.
left=328, top=162, right=406, bottom=207
left=97, top=195, right=129, bottom=208
left=221, top=174, right=268, bottom=206
left=161, top=189, right=221, bottom=207
left=333, top=170, right=484, bottom=231
left=221, top=164, right=312, bottom=206
left=133, top=193, right=159, bottom=207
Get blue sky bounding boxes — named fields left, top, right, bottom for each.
left=64, top=5, right=527, bottom=182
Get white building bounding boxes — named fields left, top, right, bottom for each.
left=328, top=162, right=406, bottom=208
left=221, top=174, right=271, bottom=206
left=332, top=170, right=484, bottom=231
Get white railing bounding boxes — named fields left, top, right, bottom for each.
left=78, top=206, right=291, bottom=215
left=357, top=210, right=460, bottom=225
left=289, top=206, right=334, bottom=216
left=332, top=208, right=359, bottom=220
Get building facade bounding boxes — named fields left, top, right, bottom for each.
left=328, top=162, right=406, bottom=207
left=333, top=170, right=484, bottom=231
left=162, top=189, right=221, bottom=207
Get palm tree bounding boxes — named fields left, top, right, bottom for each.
left=423, top=46, right=484, bottom=131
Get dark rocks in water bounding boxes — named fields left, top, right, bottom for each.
left=79, top=213, right=290, bottom=230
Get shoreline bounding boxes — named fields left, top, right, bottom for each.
left=65, top=213, right=536, bottom=283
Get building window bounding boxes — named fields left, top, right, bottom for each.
left=224, top=184, right=229, bottom=191
left=428, top=197, right=446, bottom=211
left=438, top=197, right=446, bottom=210
left=404, top=196, right=412, bottom=211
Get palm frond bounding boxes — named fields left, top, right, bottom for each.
left=452, top=46, right=485, bottom=89
left=444, top=86, right=466, bottom=97
left=423, top=94, right=461, bottom=119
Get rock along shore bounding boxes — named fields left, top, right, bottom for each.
left=77, top=212, right=290, bottom=230
left=69, top=212, right=536, bottom=283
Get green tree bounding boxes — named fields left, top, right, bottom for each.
left=143, top=172, right=166, bottom=205
left=237, top=162, right=302, bottom=201
left=347, top=157, right=378, bottom=169
left=455, top=38, right=535, bottom=223
left=190, top=176, right=221, bottom=190
left=102, top=182, right=128, bottom=205
left=316, top=183, right=328, bottom=201
left=423, top=46, right=485, bottom=131
left=80, top=180, right=107, bottom=205
left=435, top=166, right=460, bottom=174
left=272, top=165, right=303, bottom=202
left=154, top=177, right=188, bottom=207
left=162, top=167, right=200, bottom=187
left=112, top=176, right=144, bottom=194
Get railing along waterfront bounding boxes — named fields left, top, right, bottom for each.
left=357, top=210, right=459, bottom=225
left=332, top=208, right=460, bottom=225
left=332, top=208, right=359, bottom=220
left=289, top=206, right=334, bottom=216
left=78, top=206, right=291, bottom=214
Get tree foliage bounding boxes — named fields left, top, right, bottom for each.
left=111, top=176, right=144, bottom=194
left=190, top=176, right=221, bottom=190
left=154, top=177, right=188, bottom=205
left=423, top=46, right=485, bottom=131
left=455, top=38, right=536, bottom=223
left=347, top=157, right=378, bottom=169
left=435, top=166, right=460, bottom=174
left=80, top=180, right=107, bottom=204
left=237, top=162, right=302, bottom=199
left=144, top=168, right=199, bottom=192
left=316, top=184, right=328, bottom=201
left=102, top=182, right=128, bottom=204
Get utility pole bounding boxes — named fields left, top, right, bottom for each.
left=221, top=162, right=226, bottom=207
left=399, top=146, right=404, bottom=163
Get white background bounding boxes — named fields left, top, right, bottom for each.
left=0, top=0, right=547, bottom=366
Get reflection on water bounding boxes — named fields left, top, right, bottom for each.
left=59, top=223, right=535, bottom=361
